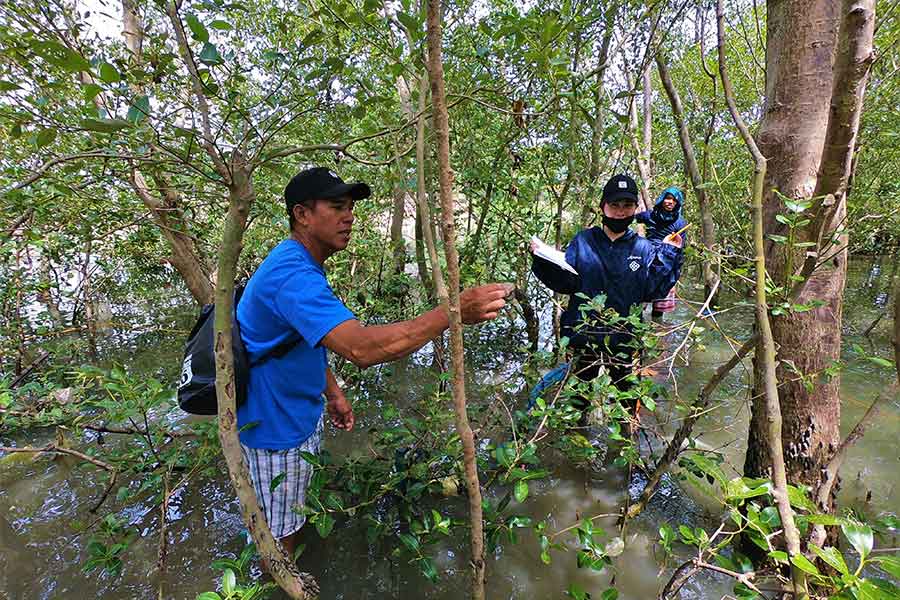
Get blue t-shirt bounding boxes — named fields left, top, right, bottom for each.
left=236, top=239, right=355, bottom=449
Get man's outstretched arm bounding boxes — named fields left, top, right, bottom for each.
left=321, top=283, right=512, bottom=368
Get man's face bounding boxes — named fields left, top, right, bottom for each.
left=661, top=194, right=677, bottom=211
left=603, top=198, right=638, bottom=219
left=293, top=195, right=356, bottom=253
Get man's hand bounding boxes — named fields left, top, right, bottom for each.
left=663, top=232, right=683, bottom=248
left=459, top=283, right=514, bottom=324
left=326, top=393, right=354, bottom=431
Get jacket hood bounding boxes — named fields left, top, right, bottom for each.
left=653, top=187, right=684, bottom=222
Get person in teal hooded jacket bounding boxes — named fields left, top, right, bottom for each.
left=636, top=187, right=688, bottom=319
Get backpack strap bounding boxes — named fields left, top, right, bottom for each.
left=235, top=281, right=302, bottom=369
left=251, top=336, right=302, bottom=367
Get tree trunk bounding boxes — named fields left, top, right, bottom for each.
left=628, top=71, right=652, bottom=212
left=131, top=171, right=215, bottom=304
left=425, top=1, right=486, bottom=597
left=717, top=4, right=806, bottom=592
left=744, top=0, right=876, bottom=511
left=122, top=0, right=214, bottom=305
left=581, top=17, right=614, bottom=227
left=215, top=157, right=317, bottom=599
left=655, top=54, right=720, bottom=303
left=893, top=256, right=900, bottom=382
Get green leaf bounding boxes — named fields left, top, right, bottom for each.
left=566, top=583, right=588, bottom=600
left=809, top=544, right=849, bottom=576
left=186, top=14, right=209, bottom=42
left=0, top=81, right=21, bottom=91
left=314, top=513, right=334, bottom=538
left=209, top=20, right=233, bottom=30
left=198, top=42, right=224, bottom=65
left=126, top=95, right=151, bottom=123
left=269, top=472, right=286, bottom=492
left=99, top=62, right=121, bottom=83
left=83, top=83, right=103, bottom=103
left=600, top=590, right=618, bottom=600
left=36, top=128, right=57, bottom=147
left=80, top=118, right=132, bottom=133
left=806, top=513, right=842, bottom=525
left=790, top=553, right=820, bottom=575
left=871, top=555, right=900, bottom=579
left=867, top=356, right=894, bottom=368
left=514, top=480, right=529, bottom=503
left=768, top=550, right=789, bottom=564
left=418, top=556, right=437, bottom=581
left=842, top=521, right=874, bottom=560
left=222, top=569, right=236, bottom=595
left=786, top=485, right=815, bottom=512
left=397, top=532, right=419, bottom=552
left=196, top=593, right=223, bottom=600
left=396, top=11, right=420, bottom=35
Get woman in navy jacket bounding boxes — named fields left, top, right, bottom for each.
left=636, top=187, right=688, bottom=318
left=530, top=174, right=683, bottom=417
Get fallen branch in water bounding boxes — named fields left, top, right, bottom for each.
left=626, top=333, right=756, bottom=520
left=0, top=443, right=114, bottom=470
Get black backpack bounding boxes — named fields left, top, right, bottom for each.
left=176, top=285, right=299, bottom=415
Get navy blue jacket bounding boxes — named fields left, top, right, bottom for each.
left=636, top=187, right=688, bottom=243
left=532, top=228, right=683, bottom=352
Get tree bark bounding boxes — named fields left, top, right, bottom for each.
left=122, top=0, right=214, bottom=305
left=744, top=0, right=876, bottom=513
left=425, top=1, right=486, bottom=597
left=655, top=54, right=719, bottom=303
left=214, top=156, right=317, bottom=599
left=131, top=171, right=215, bottom=304
left=718, top=3, right=806, bottom=594
left=581, top=16, right=614, bottom=227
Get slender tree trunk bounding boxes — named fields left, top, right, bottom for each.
left=122, top=0, right=214, bottom=305
left=656, top=55, right=719, bottom=302
left=893, top=255, right=900, bottom=382
left=581, top=17, right=614, bottom=227
left=628, top=71, right=652, bottom=212
left=744, top=0, right=876, bottom=513
left=214, top=158, right=317, bottom=599
left=425, top=2, right=485, bottom=598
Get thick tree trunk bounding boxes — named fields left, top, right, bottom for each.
left=425, top=1, right=486, bottom=597
left=744, top=0, right=875, bottom=507
left=718, top=5, right=806, bottom=592
left=656, top=54, right=719, bottom=303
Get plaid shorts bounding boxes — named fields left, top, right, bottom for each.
left=240, top=416, right=323, bottom=539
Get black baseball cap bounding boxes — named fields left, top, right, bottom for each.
left=602, top=174, right=639, bottom=204
left=285, top=167, right=371, bottom=215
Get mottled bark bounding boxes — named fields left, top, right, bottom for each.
left=131, top=172, right=215, bottom=305
left=425, top=1, right=486, bottom=597
left=215, top=157, right=317, bottom=599
left=745, top=0, right=875, bottom=510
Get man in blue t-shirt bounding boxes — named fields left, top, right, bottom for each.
left=237, top=166, right=511, bottom=560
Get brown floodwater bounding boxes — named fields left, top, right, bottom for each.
left=0, top=257, right=897, bottom=599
